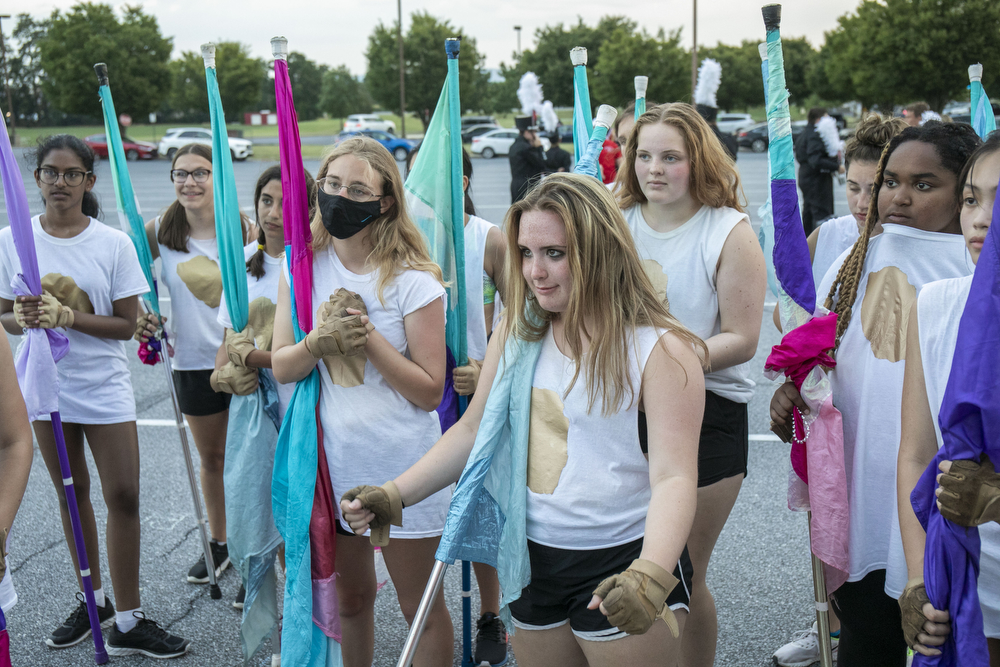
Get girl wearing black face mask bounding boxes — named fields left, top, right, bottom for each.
left=271, top=136, right=451, bottom=667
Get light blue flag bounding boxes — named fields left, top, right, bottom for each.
left=970, top=64, right=997, bottom=140
left=571, top=47, right=594, bottom=164
left=754, top=44, right=780, bottom=299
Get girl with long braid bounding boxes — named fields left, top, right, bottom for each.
left=770, top=122, right=980, bottom=666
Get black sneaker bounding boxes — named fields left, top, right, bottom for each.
left=186, top=540, right=229, bottom=584
left=233, top=584, right=245, bottom=610
left=45, top=594, right=115, bottom=649
left=107, top=614, right=191, bottom=659
left=474, top=612, right=508, bottom=666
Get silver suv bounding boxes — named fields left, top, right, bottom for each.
left=343, top=114, right=397, bottom=135
left=157, top=127, right=254, bottom=161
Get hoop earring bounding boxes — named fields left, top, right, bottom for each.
left=526, top=291, right=535, bottom=300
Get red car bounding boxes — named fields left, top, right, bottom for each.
left=84, top=134, right=158, bottom=160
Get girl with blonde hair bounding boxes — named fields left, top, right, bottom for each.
left=342, top=172, right=707, bottom=666
left=272, top=136, right=451, bottom=667
left=616, top=102, right=767, bottom=667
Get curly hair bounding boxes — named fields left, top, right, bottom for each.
left=843, top=114, right=907, bottom=170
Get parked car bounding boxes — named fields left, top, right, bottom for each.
left=157, top=127, right=254, bottom=161
left=343, top=114, right=396, bottom=135
left=540, top=125, right=574, bottom=145
left=461, top=116, right=497, bottom=131
left=461, top=123, right=499, bottom=143
left=84, top=134, right=157, bottom=160
left=716, top=113, right=755, bottom=135
left=950, top=101, right=1000, bottom=128
left=470, top=128, right=549, bottom=159
left=736, top=120, right=808, bottom=153
left=335, top=130, right=416, bottom=161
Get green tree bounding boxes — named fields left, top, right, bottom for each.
left=7, top=14, right=52, bottom=126
left=168, top=42, right=265, bottom=122
left=38, top=3, right=172, bottom=121
left=816, top=0, right=1000, bottom=111
left=780, top=37, right=817, bottom=104
left=286, top=52, right=327, bottom=121
left=700, top=41, right=763, bottom=112
left=320, top=66, right=374, bottom=118
left=366, top=12, right=489, bottom=130
left=481, top=63, right=520, bottom=115
left=516, top=16, right=637, bottom=108
left=592, top=28, right=688, bottom=108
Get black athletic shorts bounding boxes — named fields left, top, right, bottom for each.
left=508, top=538, right=692, bottom=641
left=639, top=389, right=748, bottom=487
left=173, top=369, right=231, bottom=416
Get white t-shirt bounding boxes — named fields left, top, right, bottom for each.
left=155, top=218, right=224, bottom=371
left=0, top=217, right=148, bottom=423
left=1, top=531, right=14, bottom=613
left=816, top=224, right=973, bottom=586
left=812, top=214, right=859, bottom=288
left=464, top=215, right=498, bottom=363
left=218, top=244, right=294, bottom=421
left=284, top=245, right=450, bottom=537
left=623, top=203, right=755, bottom=403
left=525, top=325, right=666, bottom=549
left=883, top=275, right=1000, bottom=632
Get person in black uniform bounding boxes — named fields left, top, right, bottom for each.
left=794, top=107, right=843, bottom=235
left=508, top=116, right=548, bottom=203
left=545, top=132, right=572, bottom=173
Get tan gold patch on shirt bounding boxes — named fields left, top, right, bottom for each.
left=527, top=387, right=569, bottom=495
left=247, top=296, right=276, bottom=352
left=42, top=273, right=94, bottom=314
left=177, top=255, right=223, bottom=308
left=860, top=266, right=916, bottom=362
left=641, top=259, right=669, bottom=309
left=322, top=354, right=366, bottom=388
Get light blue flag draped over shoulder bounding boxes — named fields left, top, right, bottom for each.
left=202, top=42, right=284, bottom=665
left=970, top=64, right=997, bottom=140
left=571, top=47, right=594, bottom=164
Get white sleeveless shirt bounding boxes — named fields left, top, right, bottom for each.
left=813, top=215, right=859, bottom=288
left=816, top=225, right=973, bottom=592
left=525, top=325, right=666, bottom=549
left=623, top=203, right=754, bottom=403
left=155, top=218, right=225, bottom=371
left=883, top=275, right=1000, bottom=631
left=464, top=214, right=498, bottom=362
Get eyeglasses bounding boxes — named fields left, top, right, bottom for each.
left=317, top=177, right=383, bottom=202
left=170, top=169, right=211, bottom=183
left=36, top=168, right=91, bottom=187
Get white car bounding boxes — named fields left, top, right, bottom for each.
left=158, top=127, right=254, bottom=161
left=470, top=129, right=550, bottom=159
left=343, top=114, right=397, bottom=135
left=716, top=113, right=755, bottom=135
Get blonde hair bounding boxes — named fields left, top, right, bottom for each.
left=615, top=103, right=745, bottom=212
left=311, top=136, right=443, bottom=301
left=501, top=173, right=708, bottom=416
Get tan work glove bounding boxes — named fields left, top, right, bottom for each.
left=937, top=454, right=1000, bottom=527
left=592, top=558, right=680, bottom=637
left=12, top=299, right=29, bottom=328
left=453, top=358, right=483, bottom=396
left=340, top=481, right=403, bottom=547
left=0, top=527, right=7, bottom=573
left=226, top=326, right=257, bottom=368
left=304, top=290, right=370, bottom=358
left=899, top=577, right=932, bottom=649
left=37, top=291, right=74, bottom=329
left=211, top=362, right=259, bottom=396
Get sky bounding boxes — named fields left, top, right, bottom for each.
left=14, top=0, right=863, bottom=75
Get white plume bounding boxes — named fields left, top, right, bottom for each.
left=693, top=58, right=722, bottom=108
left=815, top=115, right=842, bottom=158
left=517, top=72, right=545, bottom=116
left=540, top=101, right=559, bottom=132
left=919, top=110, right=942, bottom=125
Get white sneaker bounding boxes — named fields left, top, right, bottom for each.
left=772, top=622, right=839, bottom=667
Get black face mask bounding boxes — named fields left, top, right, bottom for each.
left=318, top=189, right=382, bottom=239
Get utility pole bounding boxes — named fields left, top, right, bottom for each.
left=514, top=26, right=522, bottom=58
left=690, top=0, right=698, bottom=98
left=0, top=15, right=15, bottom=145
left=397, top=0, right=406, bottom=138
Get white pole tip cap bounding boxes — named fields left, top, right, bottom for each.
left=594, top=104, right=618, bottom=129
left=570, top=47, right=588, bottom=66
left=271, top=37, right=288, bottom=59
left=201, top=43, right=216, bottom=67
left=634, top=76, right=648, bottom=97
left=758, top=43, right=768, bottom=61
left=969, top=63, right=983, bottom=82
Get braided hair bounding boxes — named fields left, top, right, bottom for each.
left=824, top=122, right=981, bottom=346
left=246, top=165, right=316, bottom=279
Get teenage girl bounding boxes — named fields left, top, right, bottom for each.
left=770, top=122, right=981, bottom=666
left=342, top=173, right=706, bottom=667
left=897, top=132, right=1000, bottom=665
left=0, top=135, right=188, bottom=657
left=615, top=103, right=767, bottom=667
left=271, top=136, right=452, bottom=667
left=137, top=143, right=251, bottom=585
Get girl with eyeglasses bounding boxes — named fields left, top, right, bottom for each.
left=136, top=143, right=252, bottom=592
left=0, top=134, right=189, bottom=657
left=272, top=136, right=452, bottom=667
